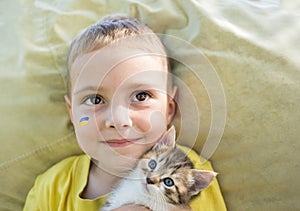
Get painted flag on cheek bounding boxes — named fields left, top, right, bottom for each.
left=78, top=117, right=89, bottom=127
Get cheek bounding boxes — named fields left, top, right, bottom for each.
left=132, top=110, right=168, bottom=143
left=73, top=116, right=99, bottom=148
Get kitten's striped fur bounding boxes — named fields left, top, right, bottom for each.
left=101, top=126, right=216, bottom=211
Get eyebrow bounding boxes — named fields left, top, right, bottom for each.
left=73, top=86, right=102, bottom=95
left=125, top=81, right=166, bottom=90
left=73, top=81, right=167, bottom=96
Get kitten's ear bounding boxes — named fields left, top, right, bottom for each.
left=153, top=125, right=176, bottom=150
left=189, top=170, right=217, bottom=196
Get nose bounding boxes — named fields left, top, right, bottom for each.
left=146, top=177, right=155, bottom=185
left=146, top=176, right=160, bottom=185
left=105, top=105, right=132, bottom=129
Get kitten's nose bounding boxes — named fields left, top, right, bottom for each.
left=146, top=177, right=155, bottom=184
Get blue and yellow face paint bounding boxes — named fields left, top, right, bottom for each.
left=78, top=117, right=89, bottom=128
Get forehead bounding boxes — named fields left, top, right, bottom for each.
left=70, top=48, right=169, bottom=94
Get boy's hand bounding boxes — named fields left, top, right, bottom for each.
left=170, top=206, right=192, bottom=211
left=112, top=204, right=150, bottom=211
left=111, top=204, right=192, bottom=211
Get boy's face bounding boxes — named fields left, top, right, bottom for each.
left=65, top=48, right=176, bottom=175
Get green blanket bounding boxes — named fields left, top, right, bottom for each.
left=1, top=0, right=299, bottom=210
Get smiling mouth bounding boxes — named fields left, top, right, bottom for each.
left=103, top=139, right=139, bottom=148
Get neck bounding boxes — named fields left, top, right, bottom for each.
left=80, top=159, right=122, bottom=199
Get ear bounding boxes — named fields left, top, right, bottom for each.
left=189, top=170, right=217, bottom=196
left=167, top=86, right=178, bottom=124
left=64, top=95, right=74, bottom=123
left=153, top=125, right=176, bottom=150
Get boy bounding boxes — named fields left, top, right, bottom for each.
left=24, top=15, right=226, bottom=211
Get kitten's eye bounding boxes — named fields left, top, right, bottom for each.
left=84, top=95, right=104, bottom=105
left=163, top=178, right=174, bottom=187
left=133, top=91, right=152, bottom=102
left=148, top=159, right=157, bottom=170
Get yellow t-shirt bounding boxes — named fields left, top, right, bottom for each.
left=23, top=145, right=227, bottom=211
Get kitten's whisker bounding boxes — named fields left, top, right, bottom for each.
left=161, top=192, right=168, bottom=211
left=155, top=188, right=167, bottom=211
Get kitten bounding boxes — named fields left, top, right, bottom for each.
left=101, top=126, right=217, bottom=211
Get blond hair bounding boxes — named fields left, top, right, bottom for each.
left=66, top=15, right=168, bottom=97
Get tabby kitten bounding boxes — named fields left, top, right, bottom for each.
left=101, top=126, right=217, bottom=211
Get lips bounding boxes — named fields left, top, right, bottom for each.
left=104, top=139, right=138, bottom=148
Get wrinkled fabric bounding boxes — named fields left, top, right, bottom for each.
left=0, top=0, right=300, bottom=210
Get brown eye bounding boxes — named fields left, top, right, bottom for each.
left=133, top=91, right=151, bottom=102
left=84, top=95, right=104, bottom=105
left=163, top=178, right=174, bottom=187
